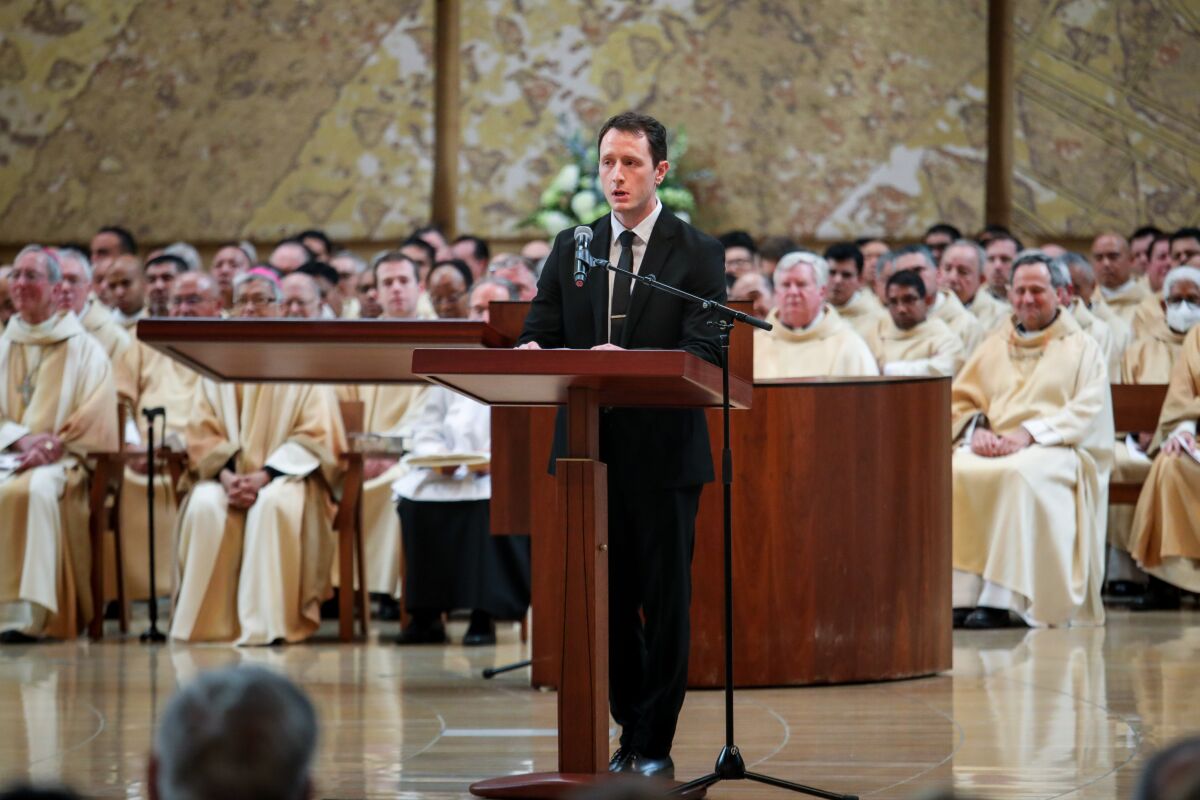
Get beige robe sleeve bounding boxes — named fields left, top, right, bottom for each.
left=58, top=337, right=119, bottom=459
left=1150, top=327, right=1200, bottom=453
left=186, top=381, right=240, bottom=481
left=1022, top=339, right=1111, bottom=448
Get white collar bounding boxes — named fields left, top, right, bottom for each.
left=611, top=198, right=663, bottom=246
left=1100, top=278, right=1137, bottom=299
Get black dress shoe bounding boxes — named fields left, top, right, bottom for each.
left=1105, top=580, right=1147, bottom=598
left=953, top=607, right=972, bottom=628
left=462, top=625, right=496, bottom=647
left=374, top=594, right=401, bottom=621
left=0, top=630, right=38, bottom=645
left=632, top=754, right=675, bottom=780
left=962, top=606, right=1026, bottom=629
left=609, top=747, right=636, bottom=773
left=1129, top=578, right=1181, bottom=611
left=395, top=623, right=447, bottom=645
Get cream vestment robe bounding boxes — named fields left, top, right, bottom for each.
left=79, top=299, right=131, bottom=362
left=931, top=290, right=985, bottom=356
left=950, top=311, right=1113, bottom=626
left=832, top=290, right=887, bottom=341
left=111, top=338, right=202, bottom=601
left=1130, top=293, right=1165, bottom=341
left=1128, top=325, right=1200, bottom=592
left=753, top=306, right=879, bottom=379
left=865, top=316, right=965, bottom=377
left=1106, top=320, right=1187, bottom=581
left=0, top=312, right=117, bottom=638
left=1098, top=279, right=1150, bottom=328
left=966, top=288, right=1011, bottom=334
left=335, top=383, right=426, bottom=596
left=1090, top=298, right=1133, bottom=359
left=1067, top=297, right=1121, bottom=382
left=170, top=381, right=346, bottom=645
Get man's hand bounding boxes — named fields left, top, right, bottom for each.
left=970, top=428, right=1003, bottom=457
left=221, top=468, right=271, bottom=510
left=363, top=456, right=398, bottom=481
left=995, top=428, right=1034, bottom=455
left=1163, top=431, right=1197, bottom=457
left=590, top=343, right=624, bottom=351
left=516, top=341, right=542, bottom=350
left=15, top=434, right=63, bottom=472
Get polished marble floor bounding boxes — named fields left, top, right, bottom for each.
left=0, top=610, right=1197, bottom=799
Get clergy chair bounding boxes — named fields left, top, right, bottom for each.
left=1109, top=383, right=1170, bottom=504
left=87, top=402, right=131, bottom=640
left=334, top=400, right=371, bottom=642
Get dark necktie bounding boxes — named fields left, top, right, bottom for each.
left=610, top=229, right=635, bottom=344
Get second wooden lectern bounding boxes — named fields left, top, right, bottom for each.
left=412, top=348, right=751, bottom=797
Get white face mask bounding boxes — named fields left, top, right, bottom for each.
left=1166, top=300, right=1200, bottom=333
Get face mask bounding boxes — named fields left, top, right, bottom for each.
left=1166, top=301, right=1200, bottom=333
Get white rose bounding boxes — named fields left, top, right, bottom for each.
left=551, top=163, right=581, bottom=194
left=570, top=190, right=597, bottom=221
left=537, top=209, right=574, bottom=235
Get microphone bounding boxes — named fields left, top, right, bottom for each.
left=573, top=226, right=592, bottom=287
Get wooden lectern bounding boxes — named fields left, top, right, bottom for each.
left=412, top=347, right=751, bottom=797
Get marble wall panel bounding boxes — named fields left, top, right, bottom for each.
left=458, top=0, right=989, bottom=240
left=0, top=0, right=434, bottom=246
left=1012, top=0, right=1200, bottom=237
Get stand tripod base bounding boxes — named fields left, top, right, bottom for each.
left=139, top=628, right=167, bottom=643
left=672, top=745, right=857, bottom=800
left=470, top=772, right=706, bottom=799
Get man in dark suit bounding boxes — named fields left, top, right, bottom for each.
left=518, top=111, right=725, bottom=779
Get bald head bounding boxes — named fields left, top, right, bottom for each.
left=170, top=272, right=221, bottom=318
left=1091, top=232, right=1132, bottom=290
left=281, top=272, right=322, bottom=319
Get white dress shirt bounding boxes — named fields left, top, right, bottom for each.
left=392, top=386, right=491, bottom=502
left=607, top=199, right=663, bottom=341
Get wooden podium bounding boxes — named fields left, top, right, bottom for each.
left=412, top=348, right=751, bottom=798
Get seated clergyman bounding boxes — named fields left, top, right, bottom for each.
left=823, top=241, right=886, bottom=339
left=55, top=247, right=132, bottom=361
left=169, top=275, right=345, bottom=645
left=940, top=239, right=1009, bottom=332
left=1050, top=252, right=1122, bottom=381
left=752, top=251, right=878, bottom=378
left=113, top=273, right=220, bottom=604
left=1125, top=277, right=1200, bottom=610
left=0, top=246, right=117, bottom=642
left=886, top=244, right=984, bottom=356
left=1106, top=267, right=1200, bottom=602
left=950, top=250, right=1113, bottom=629
left=865, top=269, right=964, bottom=377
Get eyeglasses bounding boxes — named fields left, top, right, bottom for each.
left=236, top=295, right=275, bottom=308
left=170, top=295, right=208, bottom=306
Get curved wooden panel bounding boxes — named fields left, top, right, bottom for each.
left=688, top=377, right=953, bottom=687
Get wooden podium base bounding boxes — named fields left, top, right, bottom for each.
left=469, top=772, right=707, bottom=799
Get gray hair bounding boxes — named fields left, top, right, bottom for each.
left=163, top=242, right=202, bottom=272
left=15, top=244, right=63, bottom=283
left=1012, top=249, right=1065, bottom=288
left=233, top=271, right=282, bottom=302
left=238, top=240, right=258, bottom=263
left=57, top=247, right=92, bottom=282
left=1164, top=266, right=1200, bottom=299
left=775, top=251, right=829, bottom=288
left=471, top=276, right=519, bottom=301
left=331, top=250, right=366, bottom=273
left=892, top=244, right=938, bottom=272
left=154, top=665, right=317, bottom=800
left=945, top=239, right=987, bottom=275
left=1056, top=251, right=1095, bottom=286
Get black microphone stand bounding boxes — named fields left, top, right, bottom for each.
left=140, top=407, right=167, bottom=644
left=580, top=252, right=857, bottom=800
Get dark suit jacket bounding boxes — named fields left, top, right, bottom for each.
left=518, top=207, right=726, bottom=488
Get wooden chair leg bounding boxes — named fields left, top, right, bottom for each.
left=88, top=458, right=110, bottom=641
left=519, top=610, right=529, bottom=644
left=336, top=456, right=363, bottom=643
left=110, top=496, right=129, bottom=634
left=354, top=504, right=370, bottom=638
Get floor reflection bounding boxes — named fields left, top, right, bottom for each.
left=0, top=614, right=1196, bottom=799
